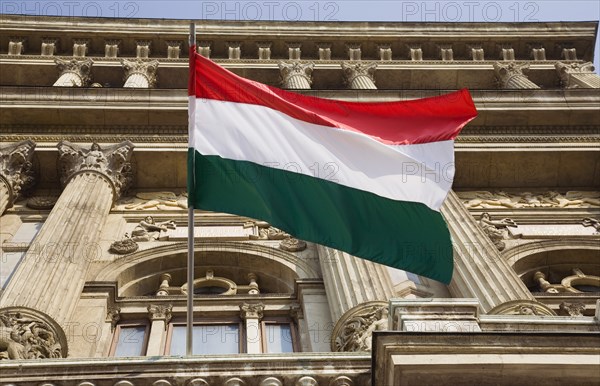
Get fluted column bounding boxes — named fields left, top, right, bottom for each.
left=493, top=62, right=540, bottom=89
left=0, top=140, right=36, bottom=215
left=442, top=191, right=554, bottom=315
left=341, top=62, right=377, bottom=89
left=0, top=141, right=134, bottom=341
left=317, top=246, right=394, bottom=323
left=121, top=59, right=159, bottom=88
left=556, top=62, right=600, bottom=88
left=278, top=61, right=314, bottom=89
left=53, top=58, right=93, bottom=87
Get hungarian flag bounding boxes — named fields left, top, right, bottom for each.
left=188, top=47, right=477, bottom=284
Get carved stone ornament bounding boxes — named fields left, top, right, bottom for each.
left=257, top=224, right=290, bottom=240
left=559, top=302, right=586, bottom=317
left=279, top=238, right=307, bottom=252
left=278, top=61, right=314, bottom=89
left=582, top=218, right=600, bottom=234
left=109, top=238, right=139, bottom=255
left=0, top=140, right=36, bottom=206
left=147, top=304, right=172, bottom=325
left=478, top=212, right=518, bottom=251
left=57, top=140, right=135, bottom=199
left=0, top=307, right=68, bottom=359
left=121, top=59, right=159, bottom=88
left=240, top=303, right=264, bottom=320
left=458, top=190, right=600, bottom=209
left=130, top=216, right=176, bottom=242
left=54, top=58, right=93, bottom=86
left=26, top=196, right=58, bottom=210
left=106, top=306, right=121, bottom=332
left=332, top=301, right=388, bottom=352
left=488, top=300, right=556, bottom=316
left=119, top=191, right=188, bottom=210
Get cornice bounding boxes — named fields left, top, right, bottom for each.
left=1, top=15, right=597, bottom=37
left=0, top=55, right=587, bottom=69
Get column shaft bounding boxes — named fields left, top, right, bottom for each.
left=53, top=72, right=84, bottom=87
left=146, top=319, right=166, bottom=356
left=318, top=246, right=394, bottom=322
left=350, top=75, right=377, bottom=89
left=0, top=178, right=10, bottom=216
left=441, top=191, right=535, bottom=312
left=0, top=172, right=114, bottom=326
left=124, top=73, right=150, bottom=88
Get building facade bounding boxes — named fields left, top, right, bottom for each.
left=0, top=15, right=599, bottom=385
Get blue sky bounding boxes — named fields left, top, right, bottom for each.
left=2, top=1, right=599, bottom=68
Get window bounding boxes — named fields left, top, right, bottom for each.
left=110, top=323, right=149, bottom=357
left=1, top=251, right=25, bottom=288
left=167, top=322, right=243, bottom=355
left=262, top=320, right=296, bottom=353
left=1, top=222, right=43, bottom=288
left=11, top=222, right=43, bottom=243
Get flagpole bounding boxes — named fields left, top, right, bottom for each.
left=186, top=21, right=196, bottom=357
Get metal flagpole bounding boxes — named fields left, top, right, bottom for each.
left=186, top=21, right=196, bottom=357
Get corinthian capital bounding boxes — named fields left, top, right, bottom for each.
left=341, top=62, right=377, bottom=89
left=54, top=58, right=93, bottom=87
left=278, top=61, right=314, bottom=89
left=555, top=62, right=599, bottom=88
left=121, top=59, right=159, bottom=88
left=493, top=62, right=539, bottom=89
left=57, top=141, right=135, bottom=199
left=0, top=140, right=36, bottom=206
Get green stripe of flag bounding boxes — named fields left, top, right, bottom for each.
left=188, top=149, right=453, bottom=284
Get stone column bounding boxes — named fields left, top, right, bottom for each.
left=317, top=246, right=394, bottom=323
left=0, top=141, right=134, bottom=343
left=240, top=303, right=264, bottom=354
left=53, top=58, right=93, bottom=87
left=493, top=62, right=540, bottom=89
left=556, top=62, right=600, bottom=88
left=146, top=304, right=172, bottom=355
left=121, top=59, right=159, bottom=88
left=441, top=191, right=554, bottom=315
left=0, top=140, right=36, bottom=216
left=278, top=61, right=314, bottom=89
left=341, top=62, right=377, bottom=90
left=319, top=246, right=394, bottom=352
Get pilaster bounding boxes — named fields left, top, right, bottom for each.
left=240, top=303, right=264, bottom=354
left=146, top=304, right=172, bottom=355
left=0, top=140, right=36, bottom=215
